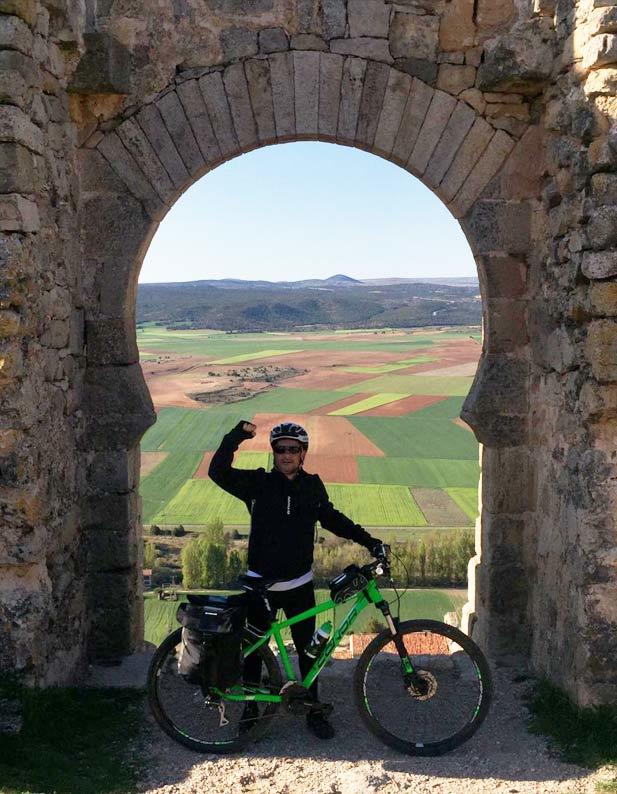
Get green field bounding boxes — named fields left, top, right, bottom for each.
left=350, top=415, right=478, bottom=459
left=328, top=392, right=411, bottom=415
left=144, top=588, right=466, bottom=647
left=445, top=487, right=479, bottom=520
left=335, top=374, right=474, bottom=396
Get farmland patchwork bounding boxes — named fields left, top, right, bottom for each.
left=139, top=328, right=481, bottom=534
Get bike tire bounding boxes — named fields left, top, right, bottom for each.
left=147, top=627, right=283, bottom=754
left=353, top=619, right=492, bottom=756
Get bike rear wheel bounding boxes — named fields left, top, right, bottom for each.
left=147, top=628, right=283, bottom=753
left=353, top=619, right=492, bottom=756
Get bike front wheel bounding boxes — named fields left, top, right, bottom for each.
left=353, top=619, right=492, bottom=756
left=147, top=628, right=283, bottom=754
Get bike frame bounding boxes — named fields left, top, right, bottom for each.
left=216, top=577, right=412, bottom=704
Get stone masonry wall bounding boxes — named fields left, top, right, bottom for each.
left=0, top=0, right=615, bottom=705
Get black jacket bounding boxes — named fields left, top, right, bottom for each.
left=208, top=423, right=379, bottom=579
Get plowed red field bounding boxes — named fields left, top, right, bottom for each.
left=357, top=394, right=447, bottom=417
left=244, top=413, right=385, bottom=457
left=303, top=455, right=359, bottom=483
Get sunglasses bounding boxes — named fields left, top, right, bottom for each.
left=273, top=445, right=302, bottom=454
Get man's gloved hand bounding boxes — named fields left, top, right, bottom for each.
left=233, top=420, right=257, bottom=440
left=368, top=539, right=388, bottom=558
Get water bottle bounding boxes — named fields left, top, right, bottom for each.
left=305, top=621, right=332, bottom=658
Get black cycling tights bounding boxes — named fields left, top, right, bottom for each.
left=244, top=580, right=319, bottom=701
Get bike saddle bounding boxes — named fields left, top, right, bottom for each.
left=237, top=574, right=289, bottom=592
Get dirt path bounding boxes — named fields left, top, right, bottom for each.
left=138, top=663, right=605, bottom=794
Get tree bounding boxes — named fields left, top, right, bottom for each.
left=150, top=525, right=162, bottom=536
left=418, top=540, right=427, bottom=585
left=143, top=541, right=156, bottom=570
left=204, top=543, right=227, bottom=588
left=227, top=549, right=244, bottom=585
left=173, top=525, right=186, bottom=537
left=181, top=541, right=201, bottom=589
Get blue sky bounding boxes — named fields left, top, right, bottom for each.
left=139, top=141, right=477, bottom=283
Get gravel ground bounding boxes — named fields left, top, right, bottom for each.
left=138, top=660, right=610, bottom=794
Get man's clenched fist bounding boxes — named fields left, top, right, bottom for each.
left=241, top=421, right=256, bottom=438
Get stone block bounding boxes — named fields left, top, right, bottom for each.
left=206, top=0, right=274, bottom=10
left=136, top=104, right=189, bottom=191
left=461, top=354, right=529, bottom=442
left=390, top=12, right=439, bottom=61
left=588, top=135, right=617, bottom=172
left=85, top=318, right=139, bottom=365
left=219, top=27, right=258, bottom=62
left=436, top=64, right=476, bottom=95
left=0, top=14, right=33, bottom=55
left=475, top=0, right=515, bottom=29
left=348, top=0, right=390, bottom=38
left=70, top=32, right=131, bottom=94
left=322, top=0, right=347, bottom=39
left=393, top=57, right=437, bottom=84
left=223, top=63, right=258, bottom=151
left=484, top=102, right=530, bottom=121
left=0, top=194, right=39, bottom=232
left=372, top=68, right=412, bottom=157
left=498, top=126, right=544, bottom=201
left=391, top=78, right=433, bottom=166
left=116, top=117, right=175, bottom=203
left=269, top=52, right=295, bottom=140
left=156, top=91, right=205, bottom=176
left=589, top=6, right=617, bottom=36
left=337, top=56, right=366, bottom=143
left=424, top=101, right=475, bottom=188
left=97, top=132, right=164, bottom=221
left=583, top=34, right=617, bottom=70
left=582, top=250, right=617, bottom=279
left=585, top=68, right=617, bottom=97
left=440, top=0, right=475, bottom=50
left=318, top=52, right=343, bottom=139
left=485, top=298, right=529, bottom=352
left=448, top=131, right=516, bottom=219
left=588, top=206, right=617, bottom=250
left=0, top=105, right=43, bottom=154
left=84, top=365, right=155, bottom=452
left=0, top=1, right=38, bottom=26
left=590, top=282, right=617, bottom=316
left=176, top=79, right=222, bottom=165
left=591, top=173, right=617, bottom=206
left=85, top=527, right=138, bottom=572
left=459, top=87, right=486, bottom=113
left=87, top=570, right=140, bottom=658
left=465, top=199, right=531, bottom=256
left=259, top=27, right=288, bottom=54
left=244, top=59, right=277, bottom=145
left=587, top=320, right=617, bottom=381
left=294, top=50, right=319, bottom=136
left=477, top=255, right=527, bottom=299
left=0, top=60, right=28, bottom=107
left=82, top=192, right=151, bottom=278
left=476, top=20, right=554, bottom=95
left=437, top=118, right=493, bottom=200
left=291, top=34, right=328, bottom=51
left=481, top=446, right=533, bottom=514
left=439, top=51, right=465, bottom=65
left=330, top=37, right=393, bottom=63
left=199, top=71, right=240, bottom=158
left=408, top=89, right=456, bottom=175
left=83, top=492, right=139, bottom=533
left=356, top=60, right=390, bottom=149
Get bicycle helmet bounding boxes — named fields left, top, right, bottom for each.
left=270, top=421, right=309, bottom=449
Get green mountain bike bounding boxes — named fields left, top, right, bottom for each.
left=147, top=548, right=492, bottom=756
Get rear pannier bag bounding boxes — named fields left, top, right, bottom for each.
left=176, top=594, right=247, bottom=690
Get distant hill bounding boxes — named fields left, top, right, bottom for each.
left=137, top=275, right=481, bottom=332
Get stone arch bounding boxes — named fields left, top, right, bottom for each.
left=3, top=0, right=616, bottom=708
left=79, top=52, right=534, bottom=671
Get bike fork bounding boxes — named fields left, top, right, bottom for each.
left=376, top=602, right=429, bottom=696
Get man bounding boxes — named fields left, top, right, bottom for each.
left=208, top=419, right=383, bottom=740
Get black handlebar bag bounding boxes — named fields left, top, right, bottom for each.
left=176, top=593, right=247, bottom=690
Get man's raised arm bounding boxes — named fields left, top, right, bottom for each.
left=208, top=420, right=257, bottom=501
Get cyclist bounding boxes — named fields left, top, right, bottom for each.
left=208, top=419, right=383, bottom=739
